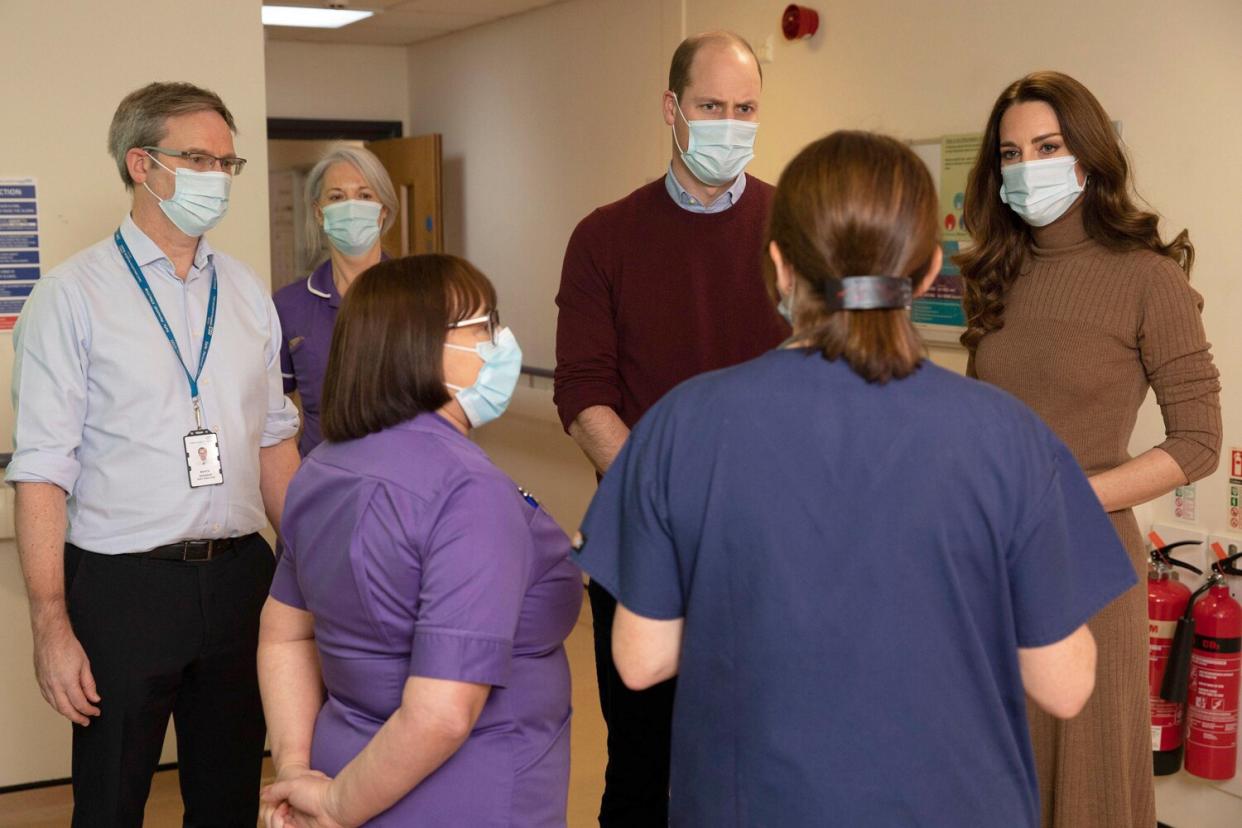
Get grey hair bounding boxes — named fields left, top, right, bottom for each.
left=304, top=145, right=399, bottom=258
left=108, top=82, right=237, bottom=189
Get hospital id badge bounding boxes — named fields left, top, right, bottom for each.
left=184, top=429, right=224, bottom=488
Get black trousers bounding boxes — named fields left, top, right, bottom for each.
left=64, top=535, right=275, bottom=827
left=588, top=580, right=676, bottom=827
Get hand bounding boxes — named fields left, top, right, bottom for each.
left=260, top=765, right=329, bottom=828
left=32, top=613, right=99, bottom=726
left=261, top=772, right=349, bottom=828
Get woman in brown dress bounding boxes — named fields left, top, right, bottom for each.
left=959, top=71, right=1222, bottom=828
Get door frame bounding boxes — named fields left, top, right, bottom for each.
left=266, top=118, right=403, bottom=141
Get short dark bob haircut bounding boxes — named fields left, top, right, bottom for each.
left=320, top=254, right=497, bottom=442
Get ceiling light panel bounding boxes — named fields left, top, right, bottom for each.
left=261, top=6, right=375, bottom=28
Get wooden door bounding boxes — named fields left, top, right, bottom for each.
left=366, top=134, right=443, bottom=256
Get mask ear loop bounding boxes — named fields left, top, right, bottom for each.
left=671, top=93, right=692, bottom=156
left=141, top=151, right=176, bottom=205
left=781, top=279, right=796, bottom=319
left=444, top=343, right=478, bottom=394
left=444, top=343, right=483, bottom=354
left=444, top=341, right=485, bottom=396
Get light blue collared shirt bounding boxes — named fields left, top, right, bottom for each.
left=6, top=215, right=299, bottom=553
left=664, top=164, right=748, bottom=214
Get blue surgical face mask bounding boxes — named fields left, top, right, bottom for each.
left=322, top=199, right=382, bottom=257
left=445, top=327, right=523, bottom=428
left=672, top=94, right=758, bottom=187
left=143, top=153, right=230, bottom=237
left=999, top=155, right=1086, bottom=227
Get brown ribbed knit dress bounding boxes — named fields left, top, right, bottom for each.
left=969, top=197, right=1222, bottom=828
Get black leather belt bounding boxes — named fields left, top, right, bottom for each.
left=133, top=537, right=238, bottom=562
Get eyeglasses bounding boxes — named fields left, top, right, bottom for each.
left=447, top=309, right=500, bottom=345
left=143, top=147, right=248, bottom=176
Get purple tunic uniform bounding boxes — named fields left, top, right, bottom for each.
left=273, top=260, right=338, bottom=456
left=270, top=412, right=583, bottom=826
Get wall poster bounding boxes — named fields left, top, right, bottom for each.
left=0, top=177, right=41, bottom=331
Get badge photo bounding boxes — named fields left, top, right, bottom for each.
left=184, top=429, right=224, bottom=488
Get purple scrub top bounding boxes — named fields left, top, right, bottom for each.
left=271, top=412, right=583, bottom=826
left=273, top=260, right=337, bottom=456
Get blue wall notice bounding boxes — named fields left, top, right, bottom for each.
left=0, top=178, right=41, bottom=329
left=0, top=201, right=37, bottom=216
left=0, top=266, right=40, bottom=281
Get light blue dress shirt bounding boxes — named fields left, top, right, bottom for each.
left=6, top=215, right=299, bottom=554
left=664, top=164, right=748, bottom=214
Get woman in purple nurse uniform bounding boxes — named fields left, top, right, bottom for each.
left=257, top=254, right=583, bottom=827
left=273, top=145, right=397, bottom=458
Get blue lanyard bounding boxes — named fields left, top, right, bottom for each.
left=114, top=230, right=217, bottom=408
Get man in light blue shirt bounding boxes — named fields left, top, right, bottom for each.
left=7, top=81, right=299, bottom=826
left=663, top=160, right=747, bottom=214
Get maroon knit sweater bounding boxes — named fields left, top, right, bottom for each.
left=554, top=175, right=789, bottom=432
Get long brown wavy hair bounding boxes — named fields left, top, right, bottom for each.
left=957, top=71, right=1194, bottom=350
left=768, top=131, right=938, bottom=383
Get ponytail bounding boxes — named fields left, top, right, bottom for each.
left=770, top=131, right=939, bottom=384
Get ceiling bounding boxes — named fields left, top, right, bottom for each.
left=263, top=0, right=565, bottom=46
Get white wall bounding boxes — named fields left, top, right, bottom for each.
left=265, top=39, right=411, bottom=134
left=0, top=0, right=273, bottom=788
left=405, top=0, right=1242, bottom=822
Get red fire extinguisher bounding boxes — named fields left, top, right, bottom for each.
left=1148, top=541, right=1202, bottom=775
left=1185, top=550, right=1241, bottom=780
left=1162, top=550, right=1242, bottom=781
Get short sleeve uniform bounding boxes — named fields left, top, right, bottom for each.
left=272, top=413, right=583, bottom=827
left=574, top=349, right=1137, bottom=827
left=272, top=260, right=338, bottom=456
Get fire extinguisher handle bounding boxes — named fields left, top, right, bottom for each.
left=1169, top=558, right=1204, bottom=576
left=1152, top=540, right=1203, bottom=575
left=1211, top=551, right=1242, bottom=577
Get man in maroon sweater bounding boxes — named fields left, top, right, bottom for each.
left=554, top=31, right=788, bottom=826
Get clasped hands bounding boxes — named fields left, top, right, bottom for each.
left=260, top=764, right=352, bottom=828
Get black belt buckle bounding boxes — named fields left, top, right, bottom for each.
left=180, top=540, right=215, bottom=562
left=145, top=538, right=232, bottom=562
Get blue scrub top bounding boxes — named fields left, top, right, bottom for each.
left=574, top=348, right=1137, bottom=827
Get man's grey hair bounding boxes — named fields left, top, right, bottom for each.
left=304, top=145, right=399, bottom=258
left=107, top=82, right=237, bottom=190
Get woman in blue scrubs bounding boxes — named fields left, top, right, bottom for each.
left=572, top=131, right=1139, bottom=827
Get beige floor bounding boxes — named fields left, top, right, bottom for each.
left=0, top=599, right=607, bottom=827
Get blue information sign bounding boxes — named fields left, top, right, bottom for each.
left=0, top=284, right=36, bottom=298
left=0, top=178, right=40, bottom=325
left=0, top=250, right=38, bottom=265
left=0, top=234, right=38, bottom=249
left=0, top=201, right=37, bottom=216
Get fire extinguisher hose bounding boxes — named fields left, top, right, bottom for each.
left=1162, top=551, right=1242, bottom=703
